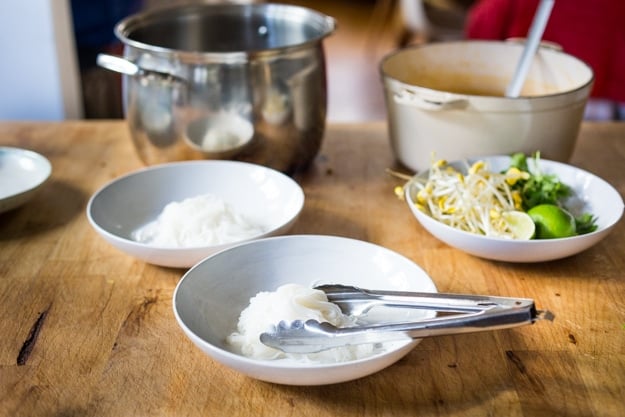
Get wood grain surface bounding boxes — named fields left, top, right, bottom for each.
left=1, top=121, right=624, bottom=417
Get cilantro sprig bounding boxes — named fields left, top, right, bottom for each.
left=508, top=152, right=598, bottom=235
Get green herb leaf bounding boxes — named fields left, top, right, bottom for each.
left=509, top=152, right=529, bottom=172
left=520, top=173, right=571, bottom=210
left=575, top=213, right=599, bottom=235
left=508, top=152, right=598, bottom=235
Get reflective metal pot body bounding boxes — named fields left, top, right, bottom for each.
left=104, top=3, right=335, bottom=173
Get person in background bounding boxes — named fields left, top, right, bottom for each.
left=70, top=0, right=143, bottom=118
left=465, top=0, right=625, bottom=120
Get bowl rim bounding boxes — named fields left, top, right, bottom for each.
left=86, top=160, right=304, bottom=251
left=0, top=146, right=52, bottom=214
left=172, top=234, right=437, bottom=370
left=0, top=146, right=52, bottom=196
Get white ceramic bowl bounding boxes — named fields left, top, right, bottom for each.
left=0, top=147, right=52, bottom=214
left=405, top=156, right=624, bottom=263
left=173, top=235, right=438, bottom=385
left=87, top=160, right=304, bottom=268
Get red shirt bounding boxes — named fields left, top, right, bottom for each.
left=465, top=0, right=625, bottom=101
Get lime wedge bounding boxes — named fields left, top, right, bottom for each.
left=528, top=204, right=577, bottom=239
left=502, top=211, right=536, bottom=240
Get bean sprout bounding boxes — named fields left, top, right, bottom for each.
left=409, top=159, right=529, bottom=238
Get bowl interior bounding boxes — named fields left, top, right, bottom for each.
left=0, top=147, right=52, bottom=213
left=87, top=160, right=304, bottom=267
left=89, top=160, right=303, bottom=241
left=173, top=235, right=437, bottom=384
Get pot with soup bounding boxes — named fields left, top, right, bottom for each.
left=379, top=40, right=594, bottom=172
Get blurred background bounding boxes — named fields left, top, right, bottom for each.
left=0, top=0, right=488, bottom=122
left=69, top=0, right=491, bottom=122
left=274, top=0, right=473, bottom=122
left=0, top=0, right=623, bottom=122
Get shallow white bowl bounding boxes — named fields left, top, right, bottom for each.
left=173, top=235, right=438, bottom=385
left=405, top=156, right=624, bottom=263
left=0, top=147, right=52, bottom=214
left=87, top=161, right=304, bottom=268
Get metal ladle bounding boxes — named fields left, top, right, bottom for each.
left=505, top=0, right=555, bottom=97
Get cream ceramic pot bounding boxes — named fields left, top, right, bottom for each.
left=380, top=41, right=594, bottom=172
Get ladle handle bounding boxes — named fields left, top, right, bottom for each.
left=505, top=0, right=555, bottom=97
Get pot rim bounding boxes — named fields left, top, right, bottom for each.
left=114, top=2, right=336, bottom=62
left=379, top=40, right=595, bottom=103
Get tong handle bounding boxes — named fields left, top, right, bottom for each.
left=260, top=285, right=553, bottom=353
left=261, top=305, right=540, bottom=354
left=316, top=284, right=531, bottom=315
left=329, top=301, right=537, bottom=337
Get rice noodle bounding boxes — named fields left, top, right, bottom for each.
left=132, top=193, right=264, bottom=247
left=227, top=284, right=388, bottom=363
left=410, top=159, right=528, bottom=238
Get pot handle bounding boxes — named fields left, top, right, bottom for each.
left=393, top=89, right=468, bottom=111
left=96, top=53, right=186, bottom=84
left=97, top=53, right=140, bottom=76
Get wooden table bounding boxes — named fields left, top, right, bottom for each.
left=1, top=121, right=624, bottom=417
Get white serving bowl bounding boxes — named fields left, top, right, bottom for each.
left=87, top=160, right=304, bottom=268
left=405, top=156, right=624, bottom=263
left=173, top=235, right=438, bottom=385
left=0, top=147, right=52, bottom=214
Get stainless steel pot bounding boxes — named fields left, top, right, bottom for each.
left=98, top=3, right=335, bottom=173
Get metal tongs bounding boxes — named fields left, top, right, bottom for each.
left=260, top=284, right=554, bottom=353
